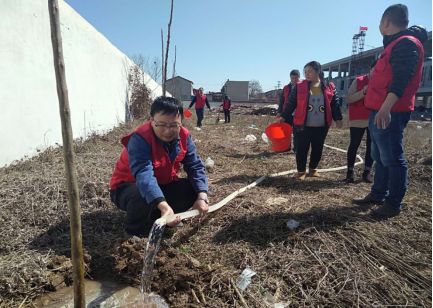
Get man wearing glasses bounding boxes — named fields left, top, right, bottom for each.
left=110, top=97, right=209, bottom=236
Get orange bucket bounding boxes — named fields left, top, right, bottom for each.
left=265, top=123, right=292, bottom=152
left=183, top=109, right=192, bottom=118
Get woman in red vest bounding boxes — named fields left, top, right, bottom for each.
left=281, top=61, right=343, bottom=181
left=220, top=95, right=232, bottom=123
left=343, top=60, right=376, bottom=183
left=110, top=97, right=209, bottom=236
left=188, top=87, right=211, bottom=128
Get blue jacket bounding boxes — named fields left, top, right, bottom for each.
left=127, top=133, right=208, bottom=207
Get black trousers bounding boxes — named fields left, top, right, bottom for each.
left=295, top=126, right=329, bottom=172
left=195, top=108, right=204, bottom=127
left=224, top=109, right=231, bottom=123
left=292, top=127, right=298, bottom=152
left=347, top=127, right=373, bottom=170
left=110, top=179, right=197, bottom=236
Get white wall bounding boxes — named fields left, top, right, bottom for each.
left=0, top=0, right=163, bottom=167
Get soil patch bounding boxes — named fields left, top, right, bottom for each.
left=0, top=108, right=431, bottom=307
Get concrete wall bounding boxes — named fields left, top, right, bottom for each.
left=166, top=77, right=193, bottom=101
left=223, top=81, right=249, bottom=101
left=0, top=0, right=164, bottom=167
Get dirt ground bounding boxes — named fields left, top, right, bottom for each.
left=0, top=106, right=431, bottom=307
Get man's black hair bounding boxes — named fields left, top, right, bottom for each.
left=382, top=4, right=409, bottom=29
left=290, top=69, right=300, bottom=76
left=150, top=96, right=183, bottom=118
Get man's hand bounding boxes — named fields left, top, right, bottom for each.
left=276, top=116, right=285, bottom=123
left=362, top=85, right=368, bottom=95
left=374, top=92, right=398, bottom=129
left=374, top=107, right=392, bottom=129
left=335, top=120, right=343, bottom=128
left=157, top=201, right=180, bottom=227
left=192, top=192, right=209, bottom=220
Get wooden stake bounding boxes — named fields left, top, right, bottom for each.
left=161, top=28, right=165, bottom=95
left=48, top=1, right=85, bottom=307
left=163, top=0, right=174, bottom=96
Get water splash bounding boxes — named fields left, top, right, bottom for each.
left=140, top=220, right=166, bottom=305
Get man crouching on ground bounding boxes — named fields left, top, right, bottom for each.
left=110, top=96, right=209, bottom=236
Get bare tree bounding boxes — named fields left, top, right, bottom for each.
left=172, top=45, right=177, bottom=79
left=130, top=54, right=162, bottom=81
left=162, top=0, right=174, bottom=96
left=161, top=28, right=164, bottom=92
left=249, top=80, right=263, bottom=98
left=128, top=65, right=152, bottom=120
left=150, top=57, right=162, bottom=81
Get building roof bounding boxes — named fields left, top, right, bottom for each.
left=223, top=80, right=249, bottom=87
left=322, top=31, right=432, bottom=69
left=166, top=75, right=193, bottom=84
left=264, top=89, right=280, bottom=95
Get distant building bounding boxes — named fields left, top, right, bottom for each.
left=208, top=91, right=224, bottom=102
left=166, top=76, right=193, bottom=101
left=322, top=31, right=432, bottom=115
left=264, top=89, right=280, bottom=102
left=221, top=80, right=249, bottom=102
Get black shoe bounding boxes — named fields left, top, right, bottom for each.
left=362, top=171, right=373, bottom=183
left=343, top=170, right=354, bottom=183
left=352, top=193, right=384, bottom=206
left=371, top=203, right=402, bottom=219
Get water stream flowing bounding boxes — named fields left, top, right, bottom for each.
left=140, top=221, right=168, bottom=307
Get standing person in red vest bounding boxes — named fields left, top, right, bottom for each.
left=277, top=69, right=301, bottom=152
left=353, top=4, right=427, bottom=219
left=281, top=61, right=343, bottom=181
left=189, top=87, right=211, bottom=128
left=343, top=60, right=376, bottom=183
left=220, top=95, right=232, bottom=123
left=110, top=97, right=209, bottom=236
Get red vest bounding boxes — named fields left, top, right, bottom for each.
left=348, top=75, right=371, bottom=121
left=109, top=122, right=189, bottom=190
left=365, top=35, right=424, bottom=112
left=282, top=84, right=291, bottom=112
left=195, top=94, right=207, bottom=109
left=293, top=80, right=334, bottom=126
left=222, top=99, right=231, bottom=110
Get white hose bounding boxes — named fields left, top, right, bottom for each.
left=156, top=144, right=364, bottom=225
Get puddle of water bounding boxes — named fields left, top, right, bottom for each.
left=33, top=279, right=168, bottom=307
left=35, top=221, right=168, bottom=307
